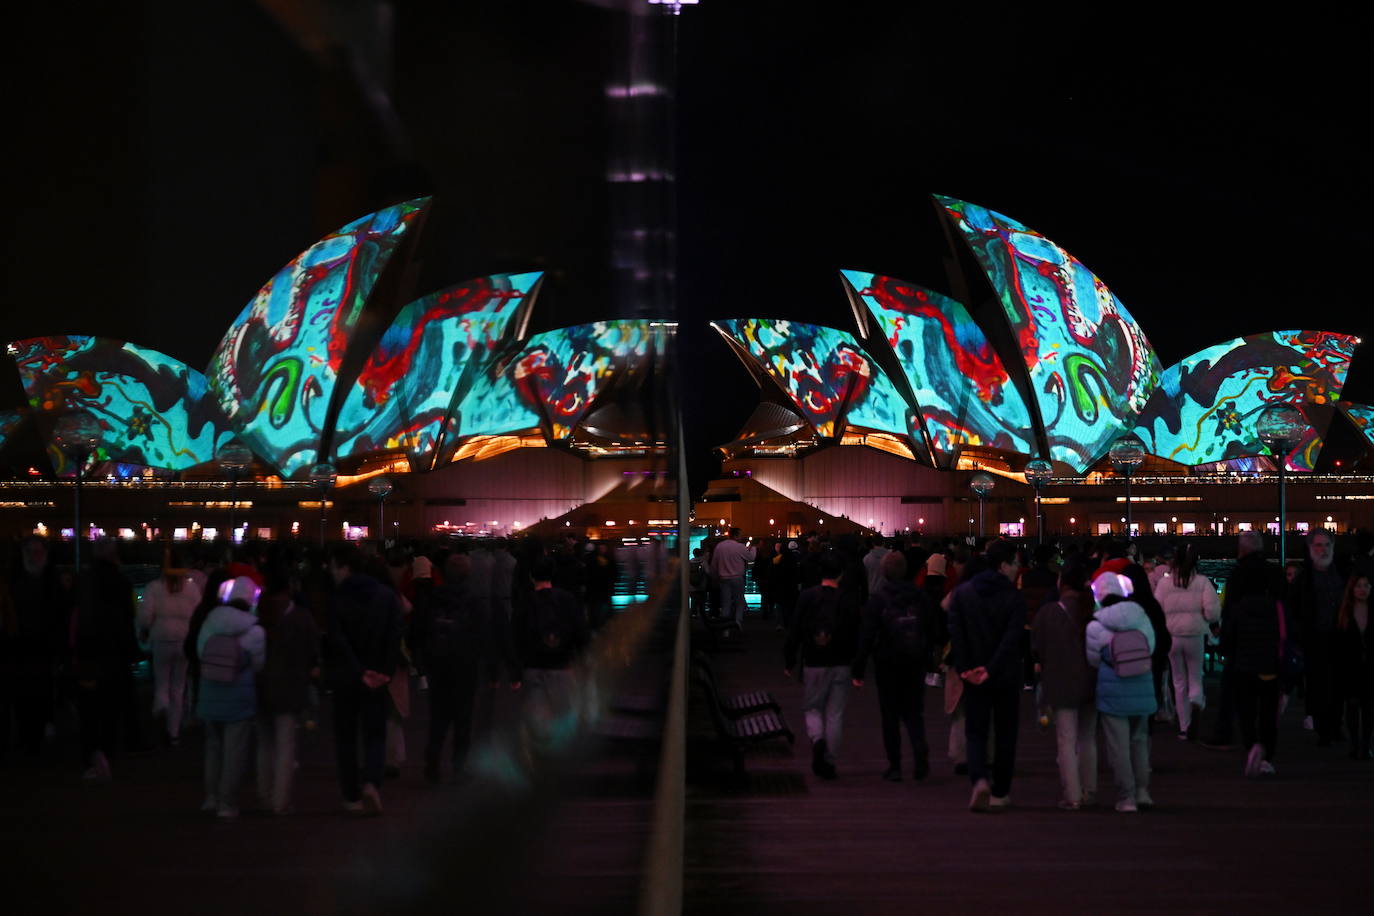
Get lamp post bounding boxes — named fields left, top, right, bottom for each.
left=970, top=472, right=995, bottom=539
left=1109, top=434, right=1146, bottom=538
left=215, top=440, right=253, bottom=543
left=52, top=412, right=102, bottom=573
left=308, top=462, right=337, bottom=548
left=1257, top=404, right=1308, bottom=567
left=368, top=476, right=394, bottom=543
left=1024, top=458, right=1053, bottom=545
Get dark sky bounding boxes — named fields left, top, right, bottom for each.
left=5, top=3, right=1370, bottom=486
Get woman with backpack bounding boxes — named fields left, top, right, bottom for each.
left=195, top=576, right=266, bottom=819
left=1030, top=557, right=1098, bottom=810
left=1085, top=570, right=1157, bottom=813
left=1153, top=544, right=1220, bottom=740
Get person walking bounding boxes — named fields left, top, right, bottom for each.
left=1153, top=544, right=1220, bottom=740
left=1085, top=570, right=1157, bottom=812
left=1334, top=573, right=1373, bottom=760
left=947, top=540, right=1025, bottom=811
left=512, top=557, right=586, bottom=748
left=254, top=564, right=319, bottom=815
left=6, top=536, right=69, bottom=756
left=325, top=546, right=403, bottom=815
left=709, top=528, right=756, bottom=629
left=1289, top=530, right=1347, bottom=745
left=852, top=551, right=942, bottom=782
left=1222, top=539, right=1289, bottom=778
left=137, top=549, right=202, bottom=746
left=1030, top=557, right=1098, bottom=810
left=785, top=551, right=861, bottom=780
left=70, top=539, right=141, bottom=782
left=195, top=576, right=266, bottom=818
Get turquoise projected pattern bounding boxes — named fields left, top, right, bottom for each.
left=1133, top=330, right=1356, bottom=471
left=9, top=336, right=234, bottom=471
left=332, top=271, right=542, bottom=467
left=937, top=195, right=1161, bottom=472
left=844, top=270, right=1034, bottom=459
left=205, top=198, right=429, bottom=477
left=451, top=319, right=665, bottom=448
left=1338, top=401, right=1374, bottom=451
left=713, top=319, right=911, bottom=440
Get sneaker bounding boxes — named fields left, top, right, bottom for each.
left=342, top=799, right=365, bottom=814
left=881, top=767, right=902, bottom=783
left=988, top=795, right=1011, bottom=812
left=969, top=779, right=991, bottom=812
left=1115, top=799, right=1138, bottom=813
left=1136, top=789, right=1155, bottom=809
left=361, top=782, right=383, bottom=815
left=1244, top=743, right=1264, bottom=778
left=1302, top=715, right=1315, bottom=731
left=1177, top=732, right=1189, bottom=741
left=1057, top=799, right=1081, bottom=811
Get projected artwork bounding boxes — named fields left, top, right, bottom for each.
left=1338, top=401, right=1374, bottom=450
left=0, top=409, right=22, bottom=448
left=205, top=198, right=429, bottom=477
left=451, top=320, right=664, bottom=447
left=844, top=270, right=1034, bottom=458
left=9, top=336, right=234, bottom=471
left=1133, top=330, right=1357, bottom=471
left=713, top=319, right=911, bottom=440
left=332, top=271, right=542, bottom=466
left=937, top=195, right=1161, bottom=472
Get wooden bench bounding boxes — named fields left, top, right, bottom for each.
left=690, top=667, right=793, bottom=775
left=691, top=651, right=783, bottom=717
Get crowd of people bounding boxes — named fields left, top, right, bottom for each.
left=0, top=533, right=621, bottom=818
left=694, top=525, right=1374, bottom=812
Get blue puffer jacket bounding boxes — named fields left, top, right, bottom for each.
left=1085, top=599, right=1158, bottom=718
left=195, top=604, right=266, bottom=722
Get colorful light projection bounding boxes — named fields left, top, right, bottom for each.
left=1133, top=330, right=1357, bottom=471
left=0, top=408, right=22, bottom=448
left=1337, top=401, right=1374, bottom=451
left=9, top=336, right=234, bottom=471
left=205, top=198, right=429, bottom=477
left=712, top=318, right=911, bottom=440
left=843, top=270, right=1034, bottom=459
left=936, top=195, right=1161, bottom=472
left=332, top=271, right=543, bottom=467
left=453, top=320, right=664, bottom=448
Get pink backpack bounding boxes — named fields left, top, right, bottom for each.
left=1109, top=629, right=1152, bottom=678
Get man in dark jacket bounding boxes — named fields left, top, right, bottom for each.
left=852, top=551, right=944, bottom=782
left=1288, top=529, right=1347, bottom=746
left=512, top=557, right=587, bottom=746
left=71, top=539, right=141, bottom=781
left=785, top=551, right=860, bottom=780
left=326, top=545, right=403, bottom=815
left=1219, top=533, right=1289, bottom=776
left=6, top=536, right=69, bottom=755
left=947, top=539, right=1025, bottom=811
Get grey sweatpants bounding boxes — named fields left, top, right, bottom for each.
left=802, top=666, right=850, bottom=760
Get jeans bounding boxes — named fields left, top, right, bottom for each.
left=1053, top=703, right=1098, bottom=804
left=875, top=661, right=926, bottom=769
left=1100, top=713, right=1151, bottom=803
left=204, top=719, right=254, bottom=811
left=963, top=683, right=1020, bottom=798
left=427, top=666, right=479, bottom=772
left=152, top=640, right=189, bottom=740
left=255, top=713, right=297, bottom=811
left=718, top=576, right=747, bottom=626
left=1169, top=635, right=1207, bottom=734
left=1234, top=674, right=1281, bottom=761
left=802, top=666, right=850, bottom=760
left=333, top=685, right=389, bottom=803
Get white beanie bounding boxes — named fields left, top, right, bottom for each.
left=218, top=575, right=261, bottom=611
left=1090, top=570, right=1134, bottom=605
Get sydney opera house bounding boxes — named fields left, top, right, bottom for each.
left=3, top=194, right=1374, bottom=542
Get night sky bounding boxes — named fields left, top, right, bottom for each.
left=5, top=3, right=1369, bottom=488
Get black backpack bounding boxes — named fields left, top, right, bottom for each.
left=882, top=595, right=928, bottom=663
left=810, top=589, right=841, bottom=648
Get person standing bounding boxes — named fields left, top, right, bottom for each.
left=6, top=536, right=68, bottom=755
left=946, top=539, right=1025, bottom=812
left=852, top=551, right=942, bottom=782
left=254, top=564, right=319, bottom=815
left=1085, top=571, right=1157, bottom=812
left=862, top=537, right=892, bottom=600
left=1031, top=558, right=1098, bottom=810
left=785, top=551, right=861, bottom=780
left=137, top=549, right=202, bottom=746
left=195, top=576, right=266, bottom=818
left=1334, top=573, right=1373, bottom=760
left=512, top=557, right=587, bottom=747
left=325, top=546, right=403, bottom=815
left=710, top=528, right=756, bottom=629
left=71, top=539, right=141, bottom=782
left=1153, top=544, right=1220, bottom=740
left=1289, top=530, right=1347, bottom=745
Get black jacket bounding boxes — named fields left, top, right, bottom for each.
left=1222, top=553, right=1287, bottom=675
left=852, top=578, right=944, bottom=679
left=257, top=600, right=321, bottom=715
left=512, top=585, right=587, bottom=674
left=947, top=569, right=1025, bottom=690
left=784, top=583, right=860, bottom=670
left=325, top=573, right=403, bottom=689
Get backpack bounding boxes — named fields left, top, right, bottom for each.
left=201, top=632, right=246, bottom=683
left=883, top=596, right=928, bottom=662
left=534, top=590, right=571, bottom=651
left=810, top=589, right=841, bottom=648
left=1108, top=629, right=1152, bottom=678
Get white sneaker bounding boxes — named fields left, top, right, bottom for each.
left=1303, top=715, right=1315, bottom=731
left=969, top=779, right=991, bottom=812
left=1257, top=761, right=1276, bottom=777
left=360, top=782, right=383, bottom=816
left=1115, top=798, right=1138, bottom=813
left=989, top=795, right=1011, bottom=812
left=1136, top=788, right=1155, bottom=809
left=1244, top=743, right=1264, bottom=778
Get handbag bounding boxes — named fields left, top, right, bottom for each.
left=1276, top=600, right=1304, bottom=682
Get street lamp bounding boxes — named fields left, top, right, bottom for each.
left=1024, top=458, right=1053, bottom=545
left=1109, top=434, right=1146, bottom=538
left=215, top=440, right=253, bottom=542
left=1257, top=404, right=1308, bottom=567
left=52, top=412, right=102, bottom=573
left=970, top=472, right=995, bottom=538
left=308, top=462, right=337, bottom=548
left=368, top=476, right=394, bottom=543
